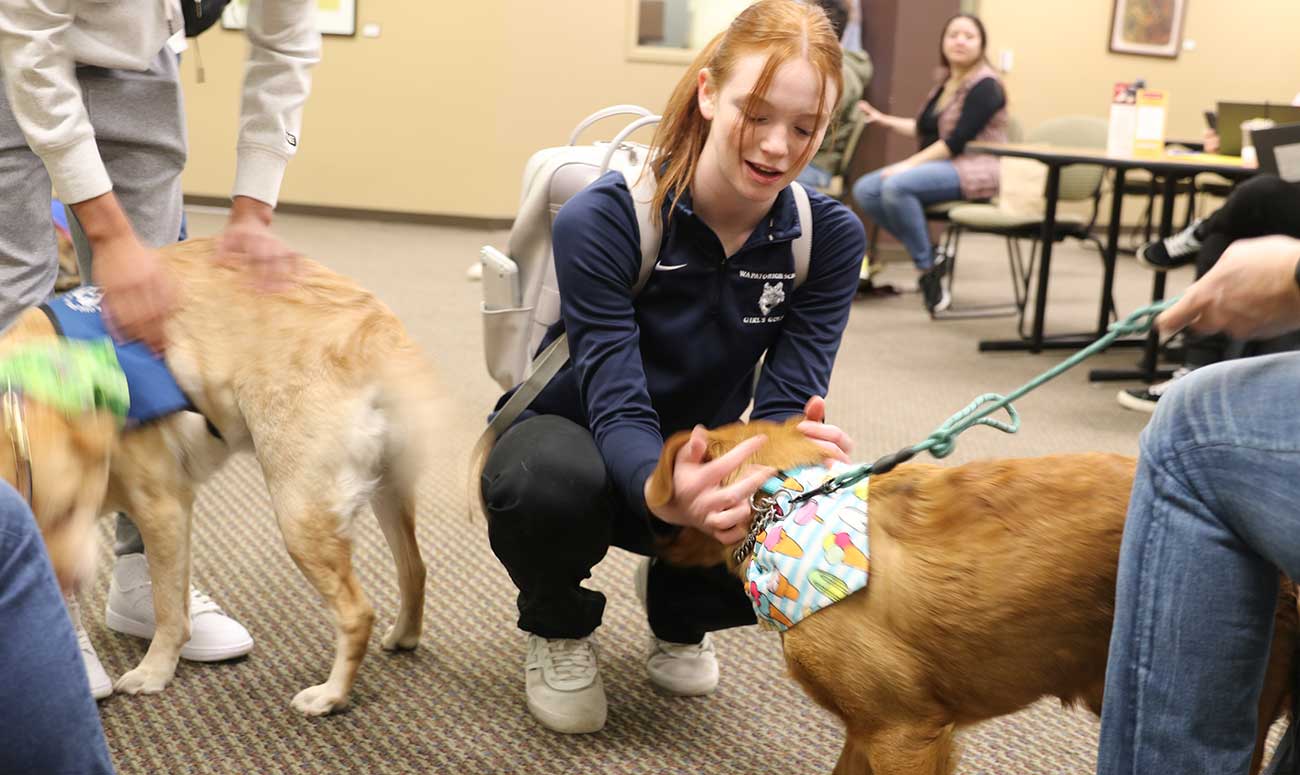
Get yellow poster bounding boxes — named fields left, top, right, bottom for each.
left=1133, top=89, right=1169, bottom=158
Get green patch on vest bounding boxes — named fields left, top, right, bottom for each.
left=0, top=339, right=130, bottom=423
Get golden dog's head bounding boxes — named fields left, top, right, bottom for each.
left=645, top=418, right=829, bottom=568
left=0, top=397, right=116, bottom=592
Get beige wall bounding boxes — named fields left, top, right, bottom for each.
left=978, top=0, right=1300, bottom=141
left=181, top=1, right=1300, bottom=221
left=181, top=0, right=693, bottom=220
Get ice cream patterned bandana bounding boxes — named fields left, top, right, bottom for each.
left=745, top=462, right=870, bottom=631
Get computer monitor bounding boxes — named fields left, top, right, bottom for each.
left=1253, top=122, right=1300, bottom=182
left=1215, top=101, right=1300, bottom=156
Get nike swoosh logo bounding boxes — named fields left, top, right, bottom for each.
left=654, top=262, right=688, bottom=272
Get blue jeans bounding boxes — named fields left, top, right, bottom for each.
left=851, top=161, right=962, bottom=270
left=1098, top=352, right=1300, bottom=775
left=795, top=163, right=833, bottom=189
left=0, top=482, right=115, bottom=775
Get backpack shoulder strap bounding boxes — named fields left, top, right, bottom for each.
left=483, top=167, right=658, bottom=442
left=632, top=174, right=810, bottom=291
left=790, top=182, right=812, bottom=289
left=625, top=167, right=660, bottom=295
left=483, top=335, right=569, bottom=440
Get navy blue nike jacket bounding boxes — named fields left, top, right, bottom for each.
left=510, top=171, right=865, bottom=524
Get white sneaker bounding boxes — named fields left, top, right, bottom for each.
left=105, top=553, right=253, bottom=662
left=634, top=557, right=720, bottom=696
left=66, top=595, right=112, bottom=700
left=524, top=634, right=606, bottom=734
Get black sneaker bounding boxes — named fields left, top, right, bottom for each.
left=1137, top=219, right=1204, bottom=271
left=918, top=258, right=951, bottom=313
left=1116, top=368, right=1191, bottom=413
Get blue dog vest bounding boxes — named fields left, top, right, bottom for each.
left=42, top=287, right=193, bottom=426
left=745, top=463, right=871, bottom=631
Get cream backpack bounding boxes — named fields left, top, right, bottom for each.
left=478, top=105, right=812, bottom=439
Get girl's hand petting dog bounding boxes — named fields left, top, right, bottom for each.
left=644, top=426, right=774, bottom=545
left=797, top=395, right=853, bottom=464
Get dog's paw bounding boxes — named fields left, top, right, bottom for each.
left=381, top=625, right=420, bottom=651
left=115, top=666, right=173, bottom=695
left=292, top=684, right=348, bottom=717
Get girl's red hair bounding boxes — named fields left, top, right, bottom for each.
left=647, top=0, right=843, bottom=224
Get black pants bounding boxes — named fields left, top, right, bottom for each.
left=1185, top=175, right=1300, bottom=368
left=481, top=414, right=755, bottom=643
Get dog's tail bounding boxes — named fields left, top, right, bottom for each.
left=373, top=339, right=447, bottom=500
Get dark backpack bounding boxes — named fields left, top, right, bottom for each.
left=180, top=0, right=233, bottom=37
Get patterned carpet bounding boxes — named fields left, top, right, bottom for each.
left=77, top=209, right=1277, bottom=774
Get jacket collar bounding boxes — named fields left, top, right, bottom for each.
left=667, top=184, right=803, bottom=245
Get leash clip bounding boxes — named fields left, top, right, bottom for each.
left=734, top=489, right=790, bottom=565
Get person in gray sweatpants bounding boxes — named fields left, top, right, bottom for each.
left=0, top=49, right=257, bottom=699
left=0, top=53, right=185, bottom=327
left=0, top=0, right=320, bottom=708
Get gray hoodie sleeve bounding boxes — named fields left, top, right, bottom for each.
left=232, top=0, right=321, bottom=206
left=0, top=0, right=111, bottom=203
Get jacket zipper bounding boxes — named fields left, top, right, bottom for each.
left=712, top=253, right=727, bottom=317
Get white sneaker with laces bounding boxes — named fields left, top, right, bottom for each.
left=66, top=594, right=112, bottom=700
left=645, top=634, right=719, bottom=696
left=105, top=553, right=253, bottom=662
left=634, top=557, right=720, bottom=696
left=524, top=634, right=606, bottom=734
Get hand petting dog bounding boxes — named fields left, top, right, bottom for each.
left=643, top=396, right=852, bottom=545
left=644, top=426, right=773, bottom=545
left=796, top=395, right=853, bottom=463
left=216, top=196, right=303, bottom=292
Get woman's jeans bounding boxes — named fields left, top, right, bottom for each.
left=1098, top=352, right=1300, bottom=775
left=0, top=482, right=116, bottom=775
left=795, top=163, right=833, bottom=189
left=851, top=160, right=962, bottom=270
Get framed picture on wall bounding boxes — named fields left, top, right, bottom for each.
left=222, top=0, right=357, bottom=37
left=1108, top=0, right=1188, bottom=58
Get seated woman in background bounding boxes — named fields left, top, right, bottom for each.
left=850, top=13, right=1008, bottom=312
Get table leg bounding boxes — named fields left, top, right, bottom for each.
left=1089, top=172, right=1181, bottom=383
left=979, top=164, right=1147, bottom=354
left=978, top=165, right=1061, bottom=353
left=1096, top=166, right=1125, bottom=335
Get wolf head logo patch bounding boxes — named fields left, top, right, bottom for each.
left=758, top=282, right=785, bottom=316
left=65, top=286, right=104, bottom=314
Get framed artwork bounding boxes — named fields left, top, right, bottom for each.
left=1108, top=0, right=1188, bottom=58
left=625, top=0, right=752, bottom=64
left=222, top=0, right=357, bottom=37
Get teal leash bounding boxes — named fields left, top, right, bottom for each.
left=798, top=298, right=1181, bottom=500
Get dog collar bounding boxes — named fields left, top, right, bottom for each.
left=2, top=389, right=33, bottom=506
left=735, top=467, right=816, bottom=565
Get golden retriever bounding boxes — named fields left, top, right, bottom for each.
left=0, top=238, right=444, bottom=716
left=646, top=417, right=1296, bottom=774
left=0, top=383, right=117, bottom=592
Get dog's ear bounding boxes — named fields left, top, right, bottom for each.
left=646, top=429, right=698, bottom=510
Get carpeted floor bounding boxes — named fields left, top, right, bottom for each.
left=80, top=207, right=1257, bottom=774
